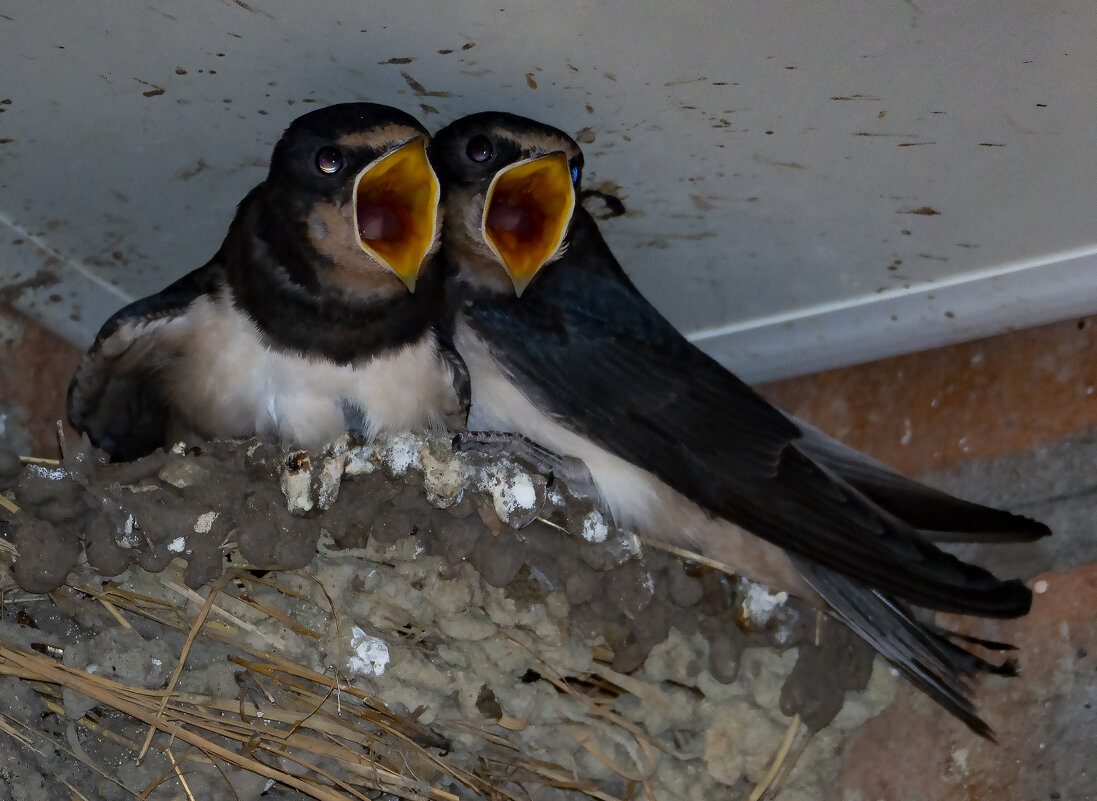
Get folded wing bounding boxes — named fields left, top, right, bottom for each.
left=67, top=264, right=222, bottom=461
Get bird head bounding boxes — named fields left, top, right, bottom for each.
left=430, top=112, right=583, bottom=297
left=266, top=103, right=441, bottom=294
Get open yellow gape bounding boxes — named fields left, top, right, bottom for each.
left=353, top=138, right=440, bottom=292
left=482, top=152, right=576, bottom=296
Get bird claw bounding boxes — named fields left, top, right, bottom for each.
left=452, top=430, right=596, bottom=494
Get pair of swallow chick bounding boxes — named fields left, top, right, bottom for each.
left=69, top=103, right=1048, bottom=737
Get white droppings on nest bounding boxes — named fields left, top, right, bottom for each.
left=1034, top=579, right=1049, bottom=594
left=280, top=450, right=313, bottom=513
left=500, top=470, right=537, bottom=508
left=581, top=510, right=610, bottom=543
left=741, top=583, right=788, bottom=627
left=170, top=441, right=187, bottom=455
left=383, top=432, right=425, bottom=476
left=770, top=605, right=801, bottom=645
left=347, top=626, right=390, bottom=677
left=118, top=514, right=139, bottom=549
left=167, top=537, right=187, bottom=553
left=950, top=746, right=969, bottom=775
left=193, top=511, right=218, bottom=534
left=420, top=445, right=473, bottom=508
left=480, top=463, right=538, bottom=523
left=317, top=452, right=346, bottom=511
left=27, top=464, right=67, bottom=481
left=344, top=443, right=380, bottom=476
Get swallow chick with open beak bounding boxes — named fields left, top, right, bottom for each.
left=430, top=111, right=1050, bottom=737
left=69, top=103, right=465, bottom=461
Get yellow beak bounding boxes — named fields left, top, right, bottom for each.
left=353, top=138, right=440, bottom=292
left=482, top=152, right=576, bottom=297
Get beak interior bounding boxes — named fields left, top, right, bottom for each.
left=354, top=138, right=440, bottom=291
left=482, top=152, right=576, bottom=294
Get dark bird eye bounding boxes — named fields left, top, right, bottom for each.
left=466, top=135, right=494, bottom=162
left=315, top=147, right=344, bottom=174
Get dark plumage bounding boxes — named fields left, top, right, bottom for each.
left=70, top=103, right=464, bottom=461
left=431, top=111, right=1049, bottom=737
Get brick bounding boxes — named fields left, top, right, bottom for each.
left=0, top=304, right=81, bottom=456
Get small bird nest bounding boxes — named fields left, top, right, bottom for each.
left=0, top=433, right=897, bottom=800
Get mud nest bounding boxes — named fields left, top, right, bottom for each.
left=0, top=432, right=897, bottom=800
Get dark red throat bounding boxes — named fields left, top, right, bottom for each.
left=357, top=202, right=404, bottom=241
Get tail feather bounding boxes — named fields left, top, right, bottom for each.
left=924, top=623, right=1020, bottom=658
left=795, top=557, right=1019, bottom=739
left=794, top=420, right=1050, bottom=544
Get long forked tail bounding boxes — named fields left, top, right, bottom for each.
left=794, top=558, right=1019, bottom=739
left=793, top=420, right=1050, bottom=544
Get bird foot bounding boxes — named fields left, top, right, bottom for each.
left=452, top=430, right=597, bottom=494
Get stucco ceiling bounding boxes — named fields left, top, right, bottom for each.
left=2, top=0, right=1095, bottom=381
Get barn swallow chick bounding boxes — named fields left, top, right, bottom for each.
left=430, top=111, right=1050, bottom=737
left=69, top=103, right=465, bottom=461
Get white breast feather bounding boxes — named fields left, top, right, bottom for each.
left=158, top=293, right=454, bottom=449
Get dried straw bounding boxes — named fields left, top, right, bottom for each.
left=0, top=560, right=636, bottom=801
